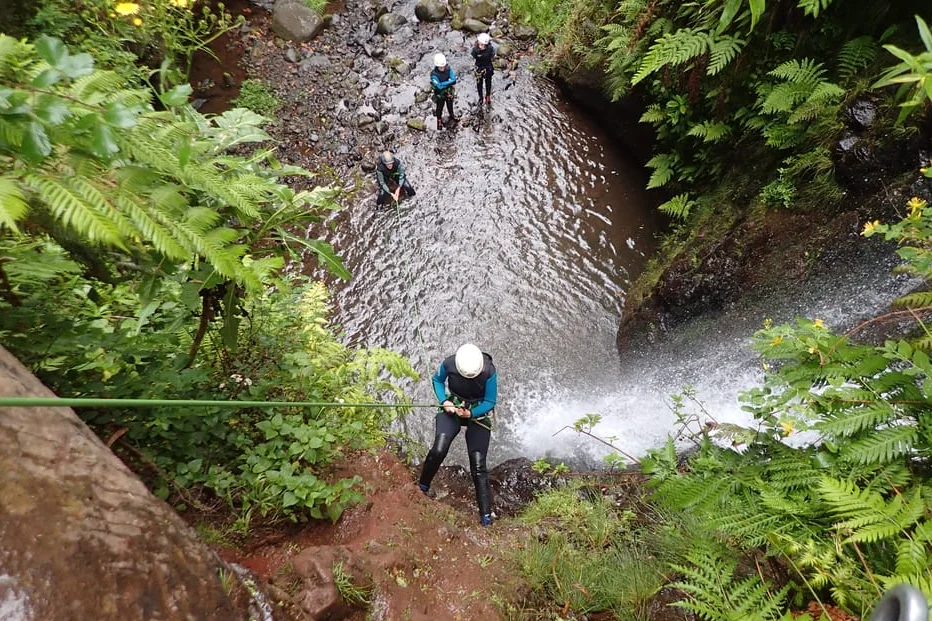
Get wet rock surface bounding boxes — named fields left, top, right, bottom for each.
left=0, top=345, right=252, bottom=621
left=204, top=0, right=529, bottom=192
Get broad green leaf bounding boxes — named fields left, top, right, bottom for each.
left=35, top=35, right=67, bottom=66
left=161, top=84, right=192, bottom=107
left=718, top=0, right=743, bottom=34
left=90, top=124, right=120, bottom=158
left=917, top=16, right=932, bottom=53
left=282, top=491, right=299, bottom=507
left=35, top=96, right=70, bottom=125
left=289, top=236, right=350, bottom=280
left=748, top=0, right=765, bottom=31
left=21, top=121, right=52, bottom=161
left=32, top=68, right=62, bottom=88
left=58, top=52, right=94, bottom=79
left=103, top=102, right=138, bottom=128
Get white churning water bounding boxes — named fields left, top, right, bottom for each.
left=318, top=62, right=914, bottom=468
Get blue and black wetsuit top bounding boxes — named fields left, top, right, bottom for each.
left=432, top=352, right=497, bottom=417
left=430, top=66, right=457, bottom=93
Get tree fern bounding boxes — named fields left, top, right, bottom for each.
left=632, top=28, right=713, bottom=84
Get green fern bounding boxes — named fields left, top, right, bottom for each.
left=842, top=425, right=919, bottom=465
left=646, top=153, right=678, bottom=188
left=837, top=36, right=877, bottom=81
left=687, top=121, right=733, bottom=143
left=708, top=36, right=746, bottom=75
left=671, top=547, right=790, bottom=621
left=632, top=28, right=713, bottom=84
left=658, top=193, right=695, bottom=220
left=796, top=0, right=833, bottom=18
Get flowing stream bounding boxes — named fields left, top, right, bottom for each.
left=319, top=68, right=916, bottom=468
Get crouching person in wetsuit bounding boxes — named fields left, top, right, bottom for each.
left=471, top=33, right=496, bottom=105
left=375, top=150, right=416, bottom=206
left=418, top=343, right=497, bottom=526
left=430, top=53, right=457, bottom=131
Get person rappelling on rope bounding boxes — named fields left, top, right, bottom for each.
left=430, top=53, right=457, bottom=131
left=375, top=150, right=416, bottom=206
left=471, top=33, right=497, bottom=105
left=418, top=343, right=497, bottom=526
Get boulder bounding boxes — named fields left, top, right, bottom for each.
left=462, top=18, right=489, bottom=32
left=462, top=0, right=498, bottom=23
left=376, top=12, right=408, bottom=35
left=0, top=345, right=246, bottom=621
left=271, top=3, right=325, bottom=42
left=511, top=23, right=537, bottom=40
left=415, top=0, right=449, bottom=22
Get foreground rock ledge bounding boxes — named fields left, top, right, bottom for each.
left=0, top=344, right=245, bottom=621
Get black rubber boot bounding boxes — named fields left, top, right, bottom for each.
left=419, top=433, right=452, bottom=489
left=469, top=450, right=492, bottom=520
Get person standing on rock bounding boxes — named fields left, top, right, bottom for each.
left=471, top=33, right=497, bottom=105
left=430, top=53, right=457, bottom=130
left=375, top=150, right=416, bottom=206
left=418, top=343, right=497, bottom=527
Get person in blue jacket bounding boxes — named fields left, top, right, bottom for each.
left=418, top=343, right=497, bottom=526
left=430, top=53, right=457, bottom=131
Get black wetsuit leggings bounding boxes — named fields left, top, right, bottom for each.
left=434, top=96, right=454, bottom=120
left=476, top=65, right=493, bottom=98
left=419, top=411, right=492, bottom=517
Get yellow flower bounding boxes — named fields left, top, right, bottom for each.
left=114, top=2, right=140, bottom=15
left=907, top=196, right=928, bottom=213
left=813, top=318, right=824, bottom=329
left=133, top=16, right=143, bottom=25
left=862, top=220, right=880, bottom=235
left=771, top=336, right=783, bottom=346
left=808, top=347, right=818, bottom=354
left=779, top=421, right=793, bottom=436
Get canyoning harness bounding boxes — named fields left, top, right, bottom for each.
left=431, top=66, right=457, bottom=102
left=471, top=43, right=496, bottom=80
left=441, top=394, right=493, bottom=429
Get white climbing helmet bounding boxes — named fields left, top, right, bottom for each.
left=433, top=53, right=447, bottom=68
left=455, top=343, right=484, bottom=378
left=477, top=33, right=491, bottom=45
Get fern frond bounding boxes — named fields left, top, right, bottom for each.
left=687, top=121, right=732, bottom=143
left=640, top=104, right=666, bottom=124
left=818, top=477, right=887, bottom=524
left=837, top=36, right=878, bottom=81
left=658, top=193, right=694, bottom=220
left=892, top=291, right=932, bottom=308
left=796, top=0, right=833, bottom=18
left=817, top=402, right=897, bottom=437
left=21, top=173, right=126, bottom=247
left=896, top=538, right=929, bottom=575
left=0, top=177, right=29, bottom=231
left=708, top=36, right=745, bottom=76
left=632, top=28, right=712, bottom=84
left=646, top=153, right=677, bottom=189
left=843, top=425, right=919, bottom=465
